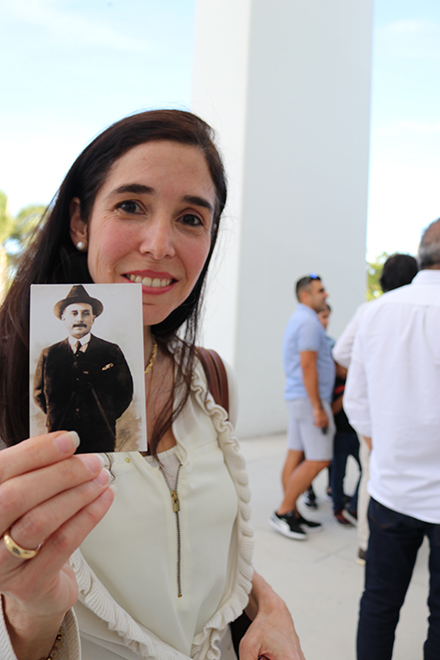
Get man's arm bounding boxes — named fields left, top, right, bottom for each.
left=33, top=351, right=47, bottom=414
left=343, top=332, right=372, bottom=439
left=300, top=351, right=329, bottom=428
left=113, top=347, right=134, bottom=417
left=332, top=303, right=366, bottom=369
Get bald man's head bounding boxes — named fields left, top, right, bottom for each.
left=418, top=219, right=440, bottom=270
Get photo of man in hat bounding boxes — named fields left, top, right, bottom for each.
left=33, top=284, right=134, bottom=453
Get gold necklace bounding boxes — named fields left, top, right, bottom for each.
left=144, top=336, right=158, bottom=375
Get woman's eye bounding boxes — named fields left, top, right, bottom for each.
left=117, top=200, right=142, bottom=214
left=180, top=214, right=203, bottom=227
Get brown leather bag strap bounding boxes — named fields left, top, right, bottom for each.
left=196, top=347, right=229, bottom=417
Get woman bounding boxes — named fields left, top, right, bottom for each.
left=0, top=110, right=305, bottom=660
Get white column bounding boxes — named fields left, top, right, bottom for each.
left=192, top=0, right=373, bottom=437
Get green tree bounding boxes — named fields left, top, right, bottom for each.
left=0, top=190, right=46, bottom=267
left=366, top=252, right=389, bottom=301
left=0, top=190, right=46, bottom=298
left=0, top=190, right=14, bottom=245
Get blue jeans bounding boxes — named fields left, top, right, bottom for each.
left=357, top=498, right=440, bottom=660
left=330, top=431, right=361, bottom=512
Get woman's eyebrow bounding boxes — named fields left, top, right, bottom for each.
left=111, top=183, right=154, bottom=196
left=182, top=195, right=214, bottom=213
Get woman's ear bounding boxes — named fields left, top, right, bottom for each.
left=70, top=197, right=88, bottom=250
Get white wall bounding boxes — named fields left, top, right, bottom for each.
left=192, top=0, right=373, bottom=437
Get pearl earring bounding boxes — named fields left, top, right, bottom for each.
left=76, top=241, right=87, bottom=252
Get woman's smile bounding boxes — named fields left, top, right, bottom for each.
left=125, top=270, right=175, bottom=294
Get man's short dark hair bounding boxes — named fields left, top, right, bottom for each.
left=379, top=254, right=418, bottom=293
left=295, top=274, right=321, bottom=301
left=418, top=219, right=440, bottom=269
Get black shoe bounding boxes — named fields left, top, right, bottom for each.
left=356, top=548, right=367, bottom=566
left=269, top=511, right=307, bottom=540
left=304, top=486, right=318, bottom=510
left=296, top=512, right=322, bottom=533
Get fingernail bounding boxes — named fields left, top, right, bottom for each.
left=93, top=469, right=111, bottom=487
left=54, top=431, right=81, bottom=454
left=78, top=454, right=105, bottom=473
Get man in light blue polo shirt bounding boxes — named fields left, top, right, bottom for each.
left=270, top=275, right=335, bottom=540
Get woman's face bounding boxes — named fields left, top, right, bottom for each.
left=71, top=141, right=216, bottom=326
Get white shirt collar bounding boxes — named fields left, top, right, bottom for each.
left=412, top=269, right=440, bottom=285
left=68, top=333, right=91, bottom=351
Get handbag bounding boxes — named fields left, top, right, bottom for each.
left=197, top=348, right=252, bottom=655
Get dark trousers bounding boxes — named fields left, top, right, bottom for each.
left=357, top=498, right=440, bottom=660
left=331, top=431, right=361, bottom=512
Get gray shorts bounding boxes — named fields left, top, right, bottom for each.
left=286, top=398, right=334, bottom=461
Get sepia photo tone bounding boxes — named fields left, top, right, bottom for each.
left=30, top=283, right=146, bottom=452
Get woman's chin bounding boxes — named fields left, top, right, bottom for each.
left=142, top=307, right=173, bottom=328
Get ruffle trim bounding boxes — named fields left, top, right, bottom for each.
left=189, top=360, right=254, bottom=660
left=0, top=597, right=80, bottom=660
left=70, top=353, right=254, bottom=660
left=71, top=549, right=191, bottom=660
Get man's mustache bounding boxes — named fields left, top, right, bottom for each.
left=73, top=323, right=87, bottom=327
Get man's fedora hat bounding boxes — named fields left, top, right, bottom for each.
left=54, top=285, right=104, bottom=319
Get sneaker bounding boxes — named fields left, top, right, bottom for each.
left=356, top=548, right=367, bottom=566
left=269, top=511, right=307, bottom=540
left=296, top=512, right=322, bottom=533
left=334, top=510, right=354, bottom=526
left=304, top=486, right=318, bottom=510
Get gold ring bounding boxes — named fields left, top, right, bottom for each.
left=3, top=529, right=42, bottom=560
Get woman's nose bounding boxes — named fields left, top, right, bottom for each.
left=139, top=217, right=175, bottom=260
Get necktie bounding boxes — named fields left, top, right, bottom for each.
left=74, top=341, right=81, bottom=356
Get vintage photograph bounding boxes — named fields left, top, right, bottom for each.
left=30, top=283, right=146, bottom=453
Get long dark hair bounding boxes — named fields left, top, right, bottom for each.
left=0, top=110, right=227, bottom=453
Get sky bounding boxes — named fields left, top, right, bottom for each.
left=368, top=0, right=440, bottom=258
left=1, top=0, right=439, bottom=260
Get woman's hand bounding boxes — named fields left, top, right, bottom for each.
left=0, top=431, right=114, bottom=659
left=240, top=571, right=306, bottom=660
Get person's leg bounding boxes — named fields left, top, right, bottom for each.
left=277, top=398, right=333, bottom=516
left=424, top=523, right=440, bottom=659
left=347, top=432, right=361, bottom=515
left=357, top=499, right=424, bottom=660
left=282, top=400, right=305, bottom=491
left=331, top=432, right=350, bottom=512
left=278, top=458, right=331, bottom=515
left=304, top=483, right=318, bottom=509
left=357, top=435, right=371, bottom=555
left=281, top=450, right=304, bottom=492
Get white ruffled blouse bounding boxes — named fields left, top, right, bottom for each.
left=0, top=358, right=254, bottom=660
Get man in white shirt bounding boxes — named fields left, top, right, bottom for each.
left=333, top=253, right=418, bottom=564
left=344, top=220, right=440, bottom=660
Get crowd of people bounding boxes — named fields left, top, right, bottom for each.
left=273, top=227, right=440, bottom=659
left=0, top=106, right=438, bottom=660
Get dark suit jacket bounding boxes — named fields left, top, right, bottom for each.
left=33, top=334, right=133, bottom=452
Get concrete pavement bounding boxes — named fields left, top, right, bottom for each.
left=240, top=433, right=430, bottom=660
